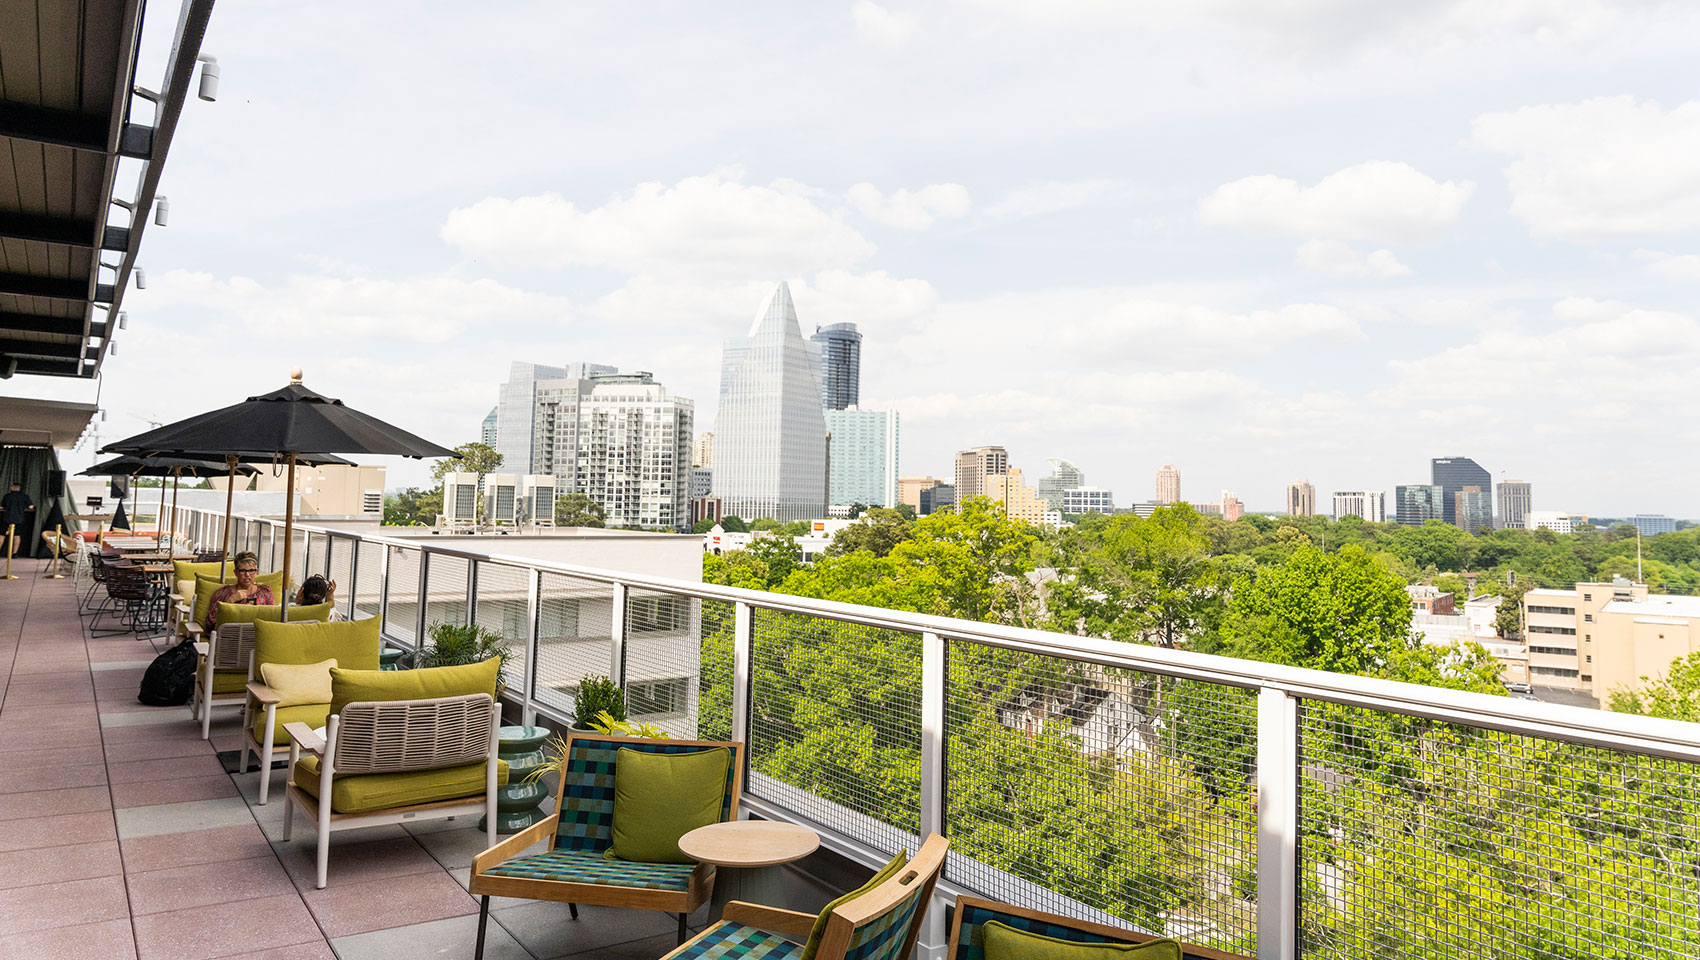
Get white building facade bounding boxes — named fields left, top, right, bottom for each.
left=824, top=407, right=899, bottom=509
left=573, top=374, right=694, bottom=532
left=1332, top=489, right=1387, bottom=523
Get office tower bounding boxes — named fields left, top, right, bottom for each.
left=898, top=476, right=942, bottom=513
left=714, top=282, right=829, bottom=523
left=824, top=408, right=899, bottom=509
left=690, top=467, right=713, bottom=500
left=494, top=361, right=616, bottom=475
left=480, top=407, right=498, bottom=447
left=984, top=467, right=1049, bottom=525
left=1286, top=480, right=1315, bottom=516
left=694, top=432, right=714, bottom=469
left=810, top=322, right=863, bottom=410
left=1332, top=490, right=1386, bottom=522
left=1395, top=485, right=1446, bottom=525
left=1221, top=491, right=1244, bottom=522
left=1631, top=514, right=1678, bottom=536
left=1035, top=458, right=1085, bottom=513
left=1155, top=464, right=1180, bottom=504
left=1497, top=481, right=1532, bottom=530
left=574, top=373, right=694, bottom=531
left=1062, top=487, right=1115, bottom=515
left=1431, top=456, right=1492, bottom=527
left=919, top=483, right=954, bottom=515
left=1455, top=485, right=1493, bottom=533
left=954, top=445, right=1009, bottom=504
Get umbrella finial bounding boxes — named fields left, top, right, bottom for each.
left=290, top=367, right=303, bottom=383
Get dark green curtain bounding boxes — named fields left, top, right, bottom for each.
left=0, top=446, right=73, bottom=558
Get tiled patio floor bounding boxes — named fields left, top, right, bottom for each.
left=0, top=561, right=707, bottom=959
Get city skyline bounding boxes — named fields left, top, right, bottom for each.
left=20, top=3, right=1700, bottom=518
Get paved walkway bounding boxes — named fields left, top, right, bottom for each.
left=0, top=560, right=704, bottom=959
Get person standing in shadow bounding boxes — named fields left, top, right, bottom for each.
left=2, top=481, right=34, bottom=560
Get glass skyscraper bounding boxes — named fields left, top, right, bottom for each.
left=824, top=408, right=898, bottom=508
left=1431, top=456, right=1492, bottom=528
left=493, top=361, right=615, bottom=475
left=1395, top=484, right=1445, bottom=525
left=714, top=282, right=828, bottom=522
left=809, top=322, right=862, bottom=410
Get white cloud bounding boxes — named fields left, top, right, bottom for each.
left=441, top=173, right=876, bottom=277
left=1634, top=250, right=1700, bottom=279
left=1472, top=96, right=1700, bottom=240
left=851, top=1, right=918, bottom=46
left=1199, top=161, right=1473, bottom=242
left=846, top=182, right=972, bottom=230
left=983, top=179, right=1142, bottom=221
left=1295, top=239, right=1412, bottom=278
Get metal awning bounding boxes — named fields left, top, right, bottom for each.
left=0, top=0, right=215, bottom=380
left=0, top=395, right=97, bottom=446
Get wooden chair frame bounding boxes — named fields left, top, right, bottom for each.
left=469, top=732, right=745, bottom=958
left=659, top=833, right=949, bottom=960
left=945, top=895, right=1246, bottom=960
left=281, top=694, right=500, bottom=889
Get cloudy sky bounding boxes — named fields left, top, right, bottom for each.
left=25, top=1, right=1700, bottom=515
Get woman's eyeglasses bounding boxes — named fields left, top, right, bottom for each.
left=235, top=568, right=259, bottom=575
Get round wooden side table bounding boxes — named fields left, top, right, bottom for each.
left=680, top=820, right=821, bottom=912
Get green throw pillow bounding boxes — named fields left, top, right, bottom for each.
left=173, top=559, right=228, bottom=585
left=606, top=746, right=730, bottom=864
left=193, top=571, right=286, bottom=625
left=977, top=921, right=1183, bottom=960
left=254, top=617, right=382, bottom=672
left=214, top=601, right=332, bottom=629
left=800, top=848, right=908, bottom=960
left=329, top=655, right=501, bottom=718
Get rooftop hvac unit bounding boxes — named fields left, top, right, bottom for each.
left=361, top=489, right=383, bottom=516
left=485, top=474, right=518, bottom=524
left=522, top=475, right=557, bottom=527
left=442, top=472, right=480, bottom=524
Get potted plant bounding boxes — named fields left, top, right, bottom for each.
left=409, top=622, right=512, bottom=693
left=572, top=673, right=625, bottom=731
left=525, top=709, right=667, bottom=788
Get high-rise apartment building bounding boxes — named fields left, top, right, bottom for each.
left=1155, top=464, right=1180, bottom=504
left=1456, top=485, right=1493, bottom=533
left=1395, top=484, right=1445, bottom=526
left=984, top=467, right=1049, bottom=526
left=714, top=282, right=829, bottom=523
left=1035, top=458, right=1084, bottom=513
left=1333, top=490, right=1386, bottom=522
left=1496, top=481, right=1532, bottom=530
left=1432, top=456, right=1492, bottom=528
left=1631, top=514, right=1678, bottom=536
left=693, top=432, right=713, bottom=469
left=1221, top=491, right=1244, bottom=522
left=1286, top=480, right=1315, bottom=517
left=954, top=445, right=1009, bottom=504
left=824, top=408, right=899, bottom=508
left=572, top=373, right=693, bottom=531
left=493, top=361, right=616, bottom=475
left=480, top=407, right=498, bottom=447
left=809, top=323, right=862, bottom=411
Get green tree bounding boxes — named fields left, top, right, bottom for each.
left=719, top=515, right=749, bottom=533
left=383, top=487, right=441, bottom=526
left=746, top=534, right=802, bottom=589
left=554, top=493, right=606, bottom=528
left=1064, top=505, right=1220, bottom=648
left=825, top=508, right=911, bottom=558
left=1495, top=581, right=1530, bottom=638
left=430, top=441, right=503, bottom=481
left=1609, top=651, right=1700, bottom=721
left=1219, top=545, right=1411, bottom=674
left=690, top=517, right=718, bottom=534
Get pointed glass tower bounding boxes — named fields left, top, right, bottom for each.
left=714, top=282, right=828, bottom=522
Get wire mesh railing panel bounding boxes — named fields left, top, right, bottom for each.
left=326, top=536, right=353, bottom=610
left=532, top=572, right=616, bottom=721
left=287, top=528, right=307, bottom=585
left=1297, top=700, right=1700, bottom=960
left=623, top=587, right=705, bottom=739
left=352, top=539, right=382, bottom=621
left=472, top=563, right=530, bottom=702
left=696, top=599, right=735, bottom=742
left=384, top=546, right=420, bottom=648
left=748, top=608, right=921, bottom=856
left=305, top=531, right=327, bottom=580
left=424, top=554, right=469, bottom=631
left=944, top=642, right=1258, bottom=953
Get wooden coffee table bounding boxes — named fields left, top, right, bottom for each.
left=679, top=820, right=820, bottom=912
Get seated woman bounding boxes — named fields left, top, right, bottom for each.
left=204, top=551, right=273, bottom=632
left=294, top=574, right=344, bottom=620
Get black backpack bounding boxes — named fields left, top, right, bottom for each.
left=138, top=639, right=199, bottom=706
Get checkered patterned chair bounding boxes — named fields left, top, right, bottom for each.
left=469, top=733, right=745, bottom=959
left=948, top=896, right=1219, bottom=960
left=657, top=833, right=948, bottom=960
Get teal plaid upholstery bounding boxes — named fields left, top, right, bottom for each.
left=674, top=923, right=804, bottom=959
left=953, top=902, right=1200, bottom=960
left=481, top=848, right=702, bottom=891
left=843, top=882, right=928, bottom=960
left=553, top=737, right=741, bottom=853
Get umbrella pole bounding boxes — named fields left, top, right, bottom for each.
left=219, top=456, right=236, bottom=579
left=157, top=480, right=167, bottom=541
left=280, top=452, right=296, bottom=622
left=170, top=471, right=180, bottom=549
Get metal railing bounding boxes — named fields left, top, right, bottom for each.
left=158, top=503, right=1700, bottom=960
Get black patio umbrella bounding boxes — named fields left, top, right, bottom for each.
left=103, top=370, right=454, bottom=618
left=83, top=455, right=262, bottom=553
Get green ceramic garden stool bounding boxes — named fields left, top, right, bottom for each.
left=379, top=648, right=406, bottom=671
left=479, top=725, right=551, bottom=834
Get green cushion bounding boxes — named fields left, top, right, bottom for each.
left=194, top=571, right=285, bottom=625
left=607, top=746, right=730, bottom=864
left=328, top=656, right=501, bottom=719
left=292, top=756, right=509, bottom=814
left=801, top=848, right=908, bottom=960
left=251, top=702, right=329, bottom=747
left=214, top=601, right=331, bottom=629
left=977, top=922, right=1182, bottom=960
left=196, top=664, right=247, bottom=695
left=254, top=617, right=381, bottom=671
left=173, top=559, right=228, bottom=584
